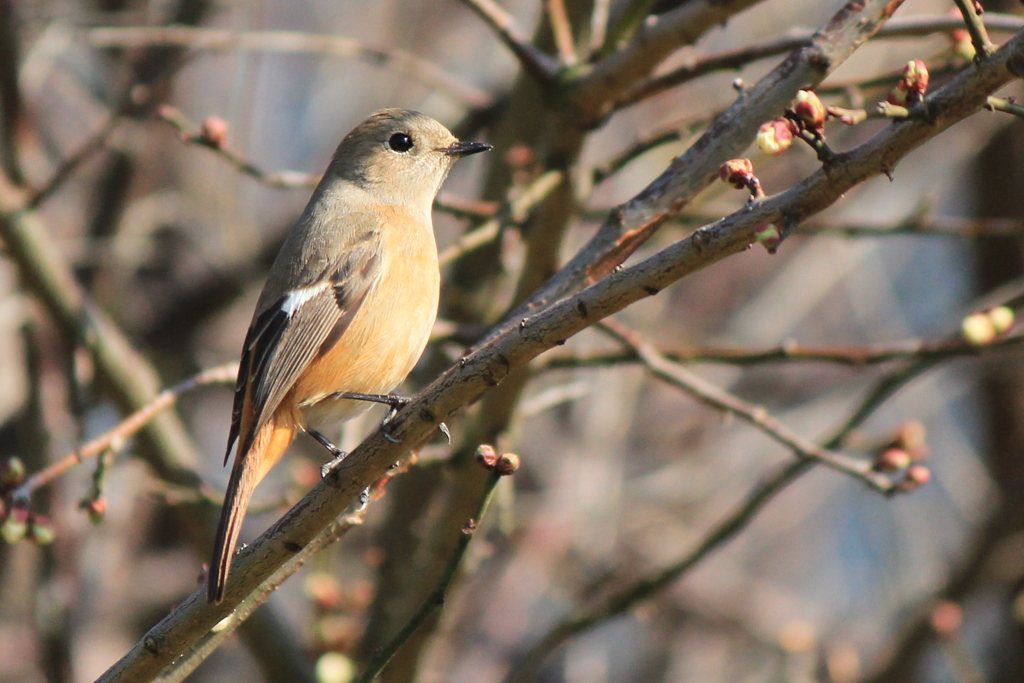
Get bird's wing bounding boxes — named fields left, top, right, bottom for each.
left=225, top=217, right=383, bottom=462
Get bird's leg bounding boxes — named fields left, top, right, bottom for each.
left=310, top=430, right=348, bottom=480
left=336, top=392, right=450, bottom=444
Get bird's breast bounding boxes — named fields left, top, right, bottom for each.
left=292, top=209, right=440, bottom=429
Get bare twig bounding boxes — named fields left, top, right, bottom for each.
left=438, top=170, right=564, bottom=266
left=588, top=0, right=611, bottom=55
left=156, top=106, right=319, bottom=189
left=502, top=329, right=965, bottom=683
left=597, top=320, right=895, bottom=490
left=540, top=329, right=1024, bottom=369
left=0, top=178, right=202, bottom=487
left=354, top=462, right=507, bottom=683
left=595, top=0, right=657, bottom=59
left=10, top=363, right=238, bottom=503
left=94, top=22, right=1024, bottom=683
left=26, top=115, right=120, bottom=208
left=985, top=95, right=1024, bottom=120
left=546, top=0, right=577, bottom=65
left=0, top=0, right=23, bottom=185
left=86, top=26, right=492, bottom=108
left=953, top=0, right=994, bottom=59
left=616, top=13, right=1024, bottom=109
left=154, top=508, right=367, bottom=683
left=458, top=0, right=559, bottom=83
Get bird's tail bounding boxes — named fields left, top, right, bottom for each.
left=208, top=415, right=297, bottom=603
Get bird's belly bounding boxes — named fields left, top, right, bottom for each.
left=291, top=246, right=439, bottom=432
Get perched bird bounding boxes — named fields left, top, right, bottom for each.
left=208, top=109, right=491, bottom=603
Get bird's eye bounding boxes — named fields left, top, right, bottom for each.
left=388, top=133, right=414, bottom=153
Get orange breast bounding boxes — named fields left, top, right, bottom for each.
left=290, top=206, right=440, bottom=429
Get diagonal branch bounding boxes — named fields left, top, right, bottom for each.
left=94, top=23, right=1024, bottom=683
left=491, top=0, right=909, bottom=344
left=458, top=0, right=560, bottom=83
left=597, top=320, right=897, bottom=491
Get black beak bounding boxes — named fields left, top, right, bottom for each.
left=444, top=140, right=492, bottom=157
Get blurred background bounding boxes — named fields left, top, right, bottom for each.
left=1, top=0, right=1024, bottom=682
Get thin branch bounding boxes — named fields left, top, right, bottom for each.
left=502, top=327, right=965, bottom=683
left=539, top=330, right=1024, bottom=369
left=155, top=507, right=367, bottom=683
left=158, top=107, right=500, bottom=223
left=953, top=0, right=994, bottom=59
left=985, top=95, right=1024, bottom=120
left=86, top=26, right=492, bottom=108
left=595, top=0, right=657, bottom=59
left=157, top=106, right=319, bottom=189
left=616, top=13, right=1024, bottom=109
left=10, top=363, right=238, bottom=503
left=546, top=0, right=577, bottom=65
left=354, top=463, right=507, bottom=683
left=0, top=177, right=202, bottom=488
left=588, top=0, right=611, bottom=56
left=597, top=320, right=895, bottom=490
left=458, top=0, right=559, bottom=83
left=591, top=117, right=709, bottom=185
left=26, top=115, right=119, bottom=208
left=438, top=170, right=563, bottom=267
left=0, top=0, right=24, bottom=185
left=94, top=24, right=1024, bottom=683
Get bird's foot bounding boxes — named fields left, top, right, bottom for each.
left=310, top=430, right=348, bottom=484
left=333, top=392, right=451, bottom=444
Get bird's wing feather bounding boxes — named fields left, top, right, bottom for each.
left=225, top=215, right=383, bottom=462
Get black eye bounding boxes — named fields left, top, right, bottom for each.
left=388, top=133, right=414, bottom=152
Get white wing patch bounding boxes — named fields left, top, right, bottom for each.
left=281, top=285, right=326, bottom=317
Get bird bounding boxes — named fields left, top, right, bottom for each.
left=208, top=109, right=491, bottom=603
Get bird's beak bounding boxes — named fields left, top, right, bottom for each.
left=443, top=141, right=492, bottom=157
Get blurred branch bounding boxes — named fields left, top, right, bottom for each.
left=354, top=459, right=509, bottom=683
left=156, top=105, right=319, bottom=189
left=439, top=170, right=564, bottom=266
left=597, top=320, right=896, bottom=490
left=504, top=329, right=966, bottom=683
left=953, top=0, right=994, bottom=59
left=591, top=117, right=708, bottom=185
left=458, top=0, right=560, bottom=83
left=95, top=21, right=1024, bottom=683
left=87, top=26, right=492, bottom=108
left=155, top=508, right=366, bottom=683
left=158, top=105, right=503, bottom=222
left=26, top=115, right=119, bottom=208
left=0, top=177, right=202, bottom=486
left=546, top=0, right=577, bottom=65
left=0, top=0, right=23, bottom=185
left=10, top=363, right=238, bottom=503
left=985, top=94, right=1024, bottom=120
left=540, top=329, right=1024, bottom=369
left=616, top=13, right=1024, bottom=109
left=566, top=0, right=765, bottom=123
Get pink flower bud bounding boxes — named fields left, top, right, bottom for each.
left=0, top=457, right=24, bottom=488
left=496, top=453, right=520, bottom=476
left=756, top=119, right=795, bottom=155
left=754, top=223, right=782, bottom=253
left=874, top=448, right=912, bottom=472
left=719, top=158, right=755, bottom=190
left=475, top=444, right=498, bottom=469
left=199, top=117, right=229, bottom=149
left=793, top=90, right=826, bottom=129
left=1, top=508, right=29, bottom=544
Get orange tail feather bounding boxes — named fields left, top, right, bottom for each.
left=208, top=415, right=296, bottom=603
